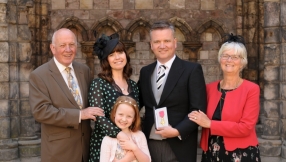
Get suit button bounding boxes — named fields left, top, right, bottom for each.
left=82, top=133, right=84, bottom=136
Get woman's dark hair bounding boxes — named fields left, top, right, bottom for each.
left=98, top=41, right=132, bottom=83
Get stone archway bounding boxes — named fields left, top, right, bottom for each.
left=58, top=16, right=89, bottom=41
left=195, top=20, right=226, bottom=83
left=125, top=17, right=151, bottom=41
left=124, top=17, right=151, bottom=56
left=170, top=17, right=194, bottom=41
left=197, top=20, right=225, bottom=39
left=91, top=17, right=124, bottom=40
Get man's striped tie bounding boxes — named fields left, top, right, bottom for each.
left=156, top=65, right=166, bottom=90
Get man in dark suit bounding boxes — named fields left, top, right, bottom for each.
left=29, top=28, right=104, bottom=162
left=138, top=21, right=207, bottom=162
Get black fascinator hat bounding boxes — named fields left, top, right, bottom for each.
left=93, top=31, right=119, bottom=60
left=222, top=33, right=245, bottom=45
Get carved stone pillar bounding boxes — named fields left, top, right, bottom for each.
left=16, top=2, right=41, bottom=161
left=0, top=1, right=19, bottom=161
left=182, top=41, right=202, bottom=62
left=259, top=1, right=282, bottom=158
left=81, top=41, right=95, bottom=80
left=280, top=1, right=286, bottom=159
left=242, top=0, right=259, bottom=83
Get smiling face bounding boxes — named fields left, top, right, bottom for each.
left=150, top=28, right=177, bottom=64
left=107, top=51, right=127, bottom=71
left=220, top=49, right=243, bottom=75
left=114, top=103, right=135, bottom=132
left=50, top=29, right=77, bottom=67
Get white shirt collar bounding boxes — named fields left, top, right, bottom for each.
left=156, top=55, right=176, bottom=69
left=53, top=57, right=73, bottom=72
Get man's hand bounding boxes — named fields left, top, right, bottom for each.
left=80, top=107, right=104, bottom=120
left=155, top=125, right=179, bottom=138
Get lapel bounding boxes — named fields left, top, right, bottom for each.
left=207, top=82, right=221, bottom=118
left=48, top=59, right=79, bottom=108
left=145, top=62, right=158, bottom=106
left=73, top=62, right=86, bottom=107
left=158, top=57, right=184, bottom=106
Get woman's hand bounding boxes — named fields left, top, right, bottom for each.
left=188, top=110, right=211, bottom=128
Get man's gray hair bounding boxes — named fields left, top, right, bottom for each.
left=51, top=28, right=77, bottom=45
left=150, top=20, right=175, bottom=36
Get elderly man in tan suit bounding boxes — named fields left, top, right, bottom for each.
left=29, top=28, right=104, bottom=162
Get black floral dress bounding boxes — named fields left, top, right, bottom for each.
left=88, top=78, right=140, bottom=162
left=201, top=84, right=261, bottom=162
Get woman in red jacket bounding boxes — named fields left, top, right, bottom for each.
left=189, top=34, right=261, bottom=162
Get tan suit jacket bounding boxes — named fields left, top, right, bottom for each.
left=29, top=59, right=91, bottom=162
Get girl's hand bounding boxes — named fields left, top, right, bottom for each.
left=124, top=151, right=136, bottom=161
left=117, top=131, right=129, bottom=141
left=119, top=138, right=137, bottom=151
left=188, top=110, right=211, bottom=128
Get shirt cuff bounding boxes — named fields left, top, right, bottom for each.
left=178, top=135, right=182, bottom=140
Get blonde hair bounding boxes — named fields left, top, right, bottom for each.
left=110, top=96, right=141, bottom=132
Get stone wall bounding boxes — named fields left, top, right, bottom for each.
left=0, top=0, right=41, bottom=161
left=259, top=0, right=285, bottom=159
left=0, top=0, right=285, bottom=161
left=48, top=0, right=237, bottom=83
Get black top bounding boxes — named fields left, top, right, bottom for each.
left=88, top=78, right=140, bottom=162
left=212, top=83, right=234, bottom=121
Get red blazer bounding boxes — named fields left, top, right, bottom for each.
left=200, top=79, right=260, bottom=151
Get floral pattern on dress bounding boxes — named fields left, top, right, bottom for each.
left=202, top=136, right=261, bottom=162
left=114, top=135, right=138, bottom=162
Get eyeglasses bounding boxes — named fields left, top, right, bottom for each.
left=220, top=54, right=242, bottom=61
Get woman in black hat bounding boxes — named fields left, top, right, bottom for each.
left=88, top=33, right=140, bottom=162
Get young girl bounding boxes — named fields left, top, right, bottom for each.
left=100, top=96, right=151, bottom=162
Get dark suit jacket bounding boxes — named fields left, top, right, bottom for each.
left=29, top=59, right=91, bottom=162
left=138, top=56, right=207, bottom=162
